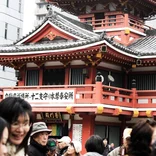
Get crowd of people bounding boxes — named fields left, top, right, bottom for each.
left=1, top=97, right=156, bottom=156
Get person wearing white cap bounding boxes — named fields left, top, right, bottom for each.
left=28, top=122, right=51, bottom=156
left=107, top=128, right=132, bottom=156
left=63, top=140, right=82, bottom=156
left=57, top=136, right=71, bottom=155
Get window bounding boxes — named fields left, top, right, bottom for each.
left=6, top=0, right=9, bottom=7
left=17, top=28, right=20, bottom=40
left=70, top=68, right=85, bottom=85
left=26, top=70, right=39, bottom=86
left=4, top=23, right=8, bottom=39
left=19, top=0, right=21, bottom=12
left=2, top=66, right=5, bottom=71
left=108, top=15, right=116, bottom=26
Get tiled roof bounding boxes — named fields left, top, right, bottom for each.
left=14, top=11, right=98, bottom=44
left=47, top=13, right=99, bottom=39
left=0, top=11, right=155, bottom=59
left=127, top=36, right=156, bottom=56
left=0, top=33, right=137, bottom=58
left=0, top=37, right=101, bottom=54
left=146, top=29, right=156, bottom=36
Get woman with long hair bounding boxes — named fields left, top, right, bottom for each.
left=0, top=117, right=9, bottom=156
left=0, top=97, right=33, bottom=156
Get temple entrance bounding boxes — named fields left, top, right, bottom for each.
left=43, top=68, right=65, bottom=85
left=94, top=124, right=120, bottom=148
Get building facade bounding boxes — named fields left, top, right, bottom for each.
left=0, top=0, right=24, bottom=86
left=0, top=0, right=156, bottom=153
left=35, top=0, right=78, bottom=26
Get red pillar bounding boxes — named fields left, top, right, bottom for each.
left=94, top=81, right=103, bottom=103
left=18, top=66, right=26, bottom=86
left=81, top=114, right=95, bottom=154
left=39, top=66, right=43, bottom=85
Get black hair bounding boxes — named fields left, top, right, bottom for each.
left=127, top=120, right=153, bottom=156
left=85, top=135, right=104, bottom=154
left=0, top=97, right=34, bottom=155
left=0, top=117, right=9, bottom=141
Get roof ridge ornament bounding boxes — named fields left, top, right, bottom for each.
left=46, top=3, right=55, bottom=19
left=100, top=31, right=107, bottom=39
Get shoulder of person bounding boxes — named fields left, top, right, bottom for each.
left=7, top=142, right=26, bottom=156
left=107, top=147, right=120, bottom=156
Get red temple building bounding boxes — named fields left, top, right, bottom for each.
left=0, top=0, right=156, bottom=152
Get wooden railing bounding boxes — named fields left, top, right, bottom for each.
left=1, top=82, right=156, bottom=110
left=82, top=13, right=152, bottom=32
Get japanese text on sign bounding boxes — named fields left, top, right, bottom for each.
left=3, top=90, right=75, bottom=103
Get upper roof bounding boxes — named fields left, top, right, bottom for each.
left=47, top=0, right=156, bottom=17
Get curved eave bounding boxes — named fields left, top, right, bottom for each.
left=0, top=39, right=155, bottom=59
left=0, top=39, right=135, bottom=57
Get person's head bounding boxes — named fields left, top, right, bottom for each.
left=66, top=141, right=82, bottom=156
left=57, top=136, right=71, bottom=149
left=31, top=122, right=51, bottom=146
left=85, top=135, right=104, bottom=154
left=110, top=143, right=114, bottom=148
left=128, top=120, right=153, bottom=156
left=0, top=117, right=9, bottom=156
left=103, top=138, right=108, bottom=146
left=123, top=128, right=132, bottom=148
left=47, top=138, right=57, bottom=156
left=0, top=97, right=33, bottom=152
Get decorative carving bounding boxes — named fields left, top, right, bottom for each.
left=45, top=32, right=56, bottom=40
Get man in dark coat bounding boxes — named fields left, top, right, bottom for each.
left=28, top=122, right=52, bottom=156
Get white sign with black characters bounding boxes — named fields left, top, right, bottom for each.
left=3, top=89, right=75, bottom=103
left=72, top=124, right=82, bottom=142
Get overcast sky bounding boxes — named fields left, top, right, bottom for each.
left=23, top=0, right=156, bottom=36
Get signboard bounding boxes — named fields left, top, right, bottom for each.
left=3, top=89, right=75, bottom=103
left=42, top=112, right=62, bottom=122
left=72, top=124, right=82, bottom=142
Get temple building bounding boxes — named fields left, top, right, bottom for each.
left=0, top=0, right=156, bottom=152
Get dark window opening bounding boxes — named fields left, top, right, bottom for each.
left=70, top=68, right=85, bottom=85
left=2, top=66, right=5, bottom=71
left=6, top=0, right=9, bottom=7
left=94, top=12, right=104, bottom=27
left=26, top=70, right=39, bottom=86
left=43, top=68, right=65, bottom=85
left=4, top=23, right=8, bottom=39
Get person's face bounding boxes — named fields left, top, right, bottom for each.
left=67, top=144, right=75, bottom=154
left=103, top=139, right=108, bottom=146
left=10, top=113, right=31, bottom=145
left=0, top=127, right=8, bottom=156
left=35, top=132, right=49, bottom=146
left=58, top=141, right=68, bottom=149
left=111, top=143, right=114, bottom=147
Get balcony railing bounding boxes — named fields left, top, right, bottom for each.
left=81, top=12, right=152, bottom=32
left=0, top=82, right=156, bottom=109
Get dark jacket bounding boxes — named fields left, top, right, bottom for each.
left=28, top=138, right=48, bottom=156
left=103, top=145, right=110, bottom=156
